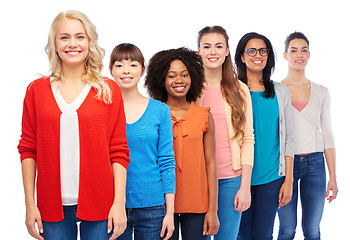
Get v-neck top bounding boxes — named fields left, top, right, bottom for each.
left=292, top=81, right=335, bottom=154
left=125, top=98, right=175, bottom=208
left=51, top=82, right=91, bottom=205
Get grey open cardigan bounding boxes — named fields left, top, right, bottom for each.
left=274, top=81, right=294, bottom=176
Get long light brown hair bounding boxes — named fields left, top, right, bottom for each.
left=45, top=10, right=111, bottom=104
left=198, top=26, right=246, bottom=140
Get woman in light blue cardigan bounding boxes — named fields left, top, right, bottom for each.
left=109, top=43, right=176, bottom=240
left=234, top=32, right=294, bottom=240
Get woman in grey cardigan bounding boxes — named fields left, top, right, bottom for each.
left=277, top=32, right=338, bottom=240
left=234, top=32, right=294, bottom=240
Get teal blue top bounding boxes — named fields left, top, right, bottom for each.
left=250, top=89, right=282, bottom=185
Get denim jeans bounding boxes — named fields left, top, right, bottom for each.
left=238, top=177, right=285, bottom=240
left=41, top=205, right=113, bottom=240
left=214, top=176, right=242, bottom=240
left=278, top=152, right=326, bottom=240
left=170, top=213, right=208, bottom=240
left=117, top=204, right=165, bottom=240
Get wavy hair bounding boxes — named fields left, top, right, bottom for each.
left=145, top=47, right=204, bottom=103
left=45, top=10, right=111, bottom=104
left=198, top=26, right=246, bottom=140
left=234, top=32, right=275, bottom=99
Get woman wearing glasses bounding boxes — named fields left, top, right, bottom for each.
left=277, top=32, right=337, bottom=240
left=234, top=32, right=294, bottom=240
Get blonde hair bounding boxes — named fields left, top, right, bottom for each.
left=45, top=10, right=111, bottom=104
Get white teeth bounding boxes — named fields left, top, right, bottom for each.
left=253, top=61, right=262, bottom=63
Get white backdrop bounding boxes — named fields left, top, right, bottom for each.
left=0, top=0, right=349, bottom=239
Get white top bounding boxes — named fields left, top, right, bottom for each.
left=51, top=82, right=91, bottom=205
left=292, top=81, right=335, bottom=154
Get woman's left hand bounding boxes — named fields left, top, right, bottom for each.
left=326, top=178, right=338, bottom=203
left=160, top=213, right=174, bottom=240
left=107, top=203, right=127, bottom=240
left=278, top=180, right=293, bottom=208
left=203, top=210, right=220, bottom=236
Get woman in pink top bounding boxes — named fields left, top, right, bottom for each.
left=197, top=26, right=254, bottom=240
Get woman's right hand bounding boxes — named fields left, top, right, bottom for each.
left=25, top=204, right=44, bottom=240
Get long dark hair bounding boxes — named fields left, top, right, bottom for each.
left=234, top=32, right=275, bottom=98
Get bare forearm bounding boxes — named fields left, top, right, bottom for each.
left=324, top=148, right=336, bottom=179
left=112, top=163, right=127, bottom=206
left=164, top=193, right=174, bottom=215
left=22, top=158, right=37, bottom=206
left=240, top=164, right=252, bottom=190
left=284, top=156, right=294, bottom=183
left=206, top=160, right=218, bottom=212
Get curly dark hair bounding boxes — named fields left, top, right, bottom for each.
left=144, top=47, right=204, bottom=102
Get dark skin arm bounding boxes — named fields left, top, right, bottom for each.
left=202, top=112, right=220, bottom=236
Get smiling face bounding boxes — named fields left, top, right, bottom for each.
left=55, top=18, right=89, bottom=69
left=198, top=33, right=229, bottom=70
left=284, top=38, right=310, bottom=71
left=111, top=59, right=144, bottom=89
left=165, top=60, right=191, bottom=100
left=241, top=38, right=268, bottom=74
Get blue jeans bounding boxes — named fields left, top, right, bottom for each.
left=278, top=152, right=326, bottom=240
left=41, top=205, right=113, bottom=240
left=214, top=176, right=242, bottom=240
left=170, top=213, right=208, bottom=240
left=117, top=204, right=165, bottom=240
left=238, top=177, right=285, bottom=240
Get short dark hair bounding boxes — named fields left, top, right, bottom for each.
left=109, top=43, right=145, bottom=74
left=284, top=32, right=309, bottom=52
left=234, top=32, right=275, bottom=98
left=145, top=47, right=204, bottom=102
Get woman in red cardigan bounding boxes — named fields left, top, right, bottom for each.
left=18, top=10, right=130, bottom=240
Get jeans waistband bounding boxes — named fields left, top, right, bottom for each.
left=294, top=152, right=323, bottom=161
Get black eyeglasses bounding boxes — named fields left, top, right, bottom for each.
left=244, top=48, right=270, bottom=57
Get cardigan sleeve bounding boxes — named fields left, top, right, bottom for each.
left=320, top=87, right=335, bottom=149
left=108, top=80, right=130, bottom=169
left=282, top=83, right=294, bottom=158
left=240, top=81, right=255, bottom=167
left=157, top=105, right=176, bottom=194
left=18, top=82, right=37, bottom=161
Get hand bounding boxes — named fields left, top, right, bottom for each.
left=107, top=203, right=127, bottom=240
left=25, top=204, right=44, bottom=240
left=234, top=187, right=251, bottom=212
left=160, top=213, right=174, bottom=240
left=278, top=180, right=293, bottom=208
left=203, top=210, right=220, bottom=236
left=326, top=178, right=338, bottom=203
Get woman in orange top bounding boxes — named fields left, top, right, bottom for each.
left=145, top=47, right=219, bottom=240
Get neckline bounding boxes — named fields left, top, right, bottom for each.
left=51, top=82, right=91, bottom=111
left=126, top=98, right=151, bottom=125
left=292, top=81, right=313, bottom=113
left=170, top=102, right=194, bottom=121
